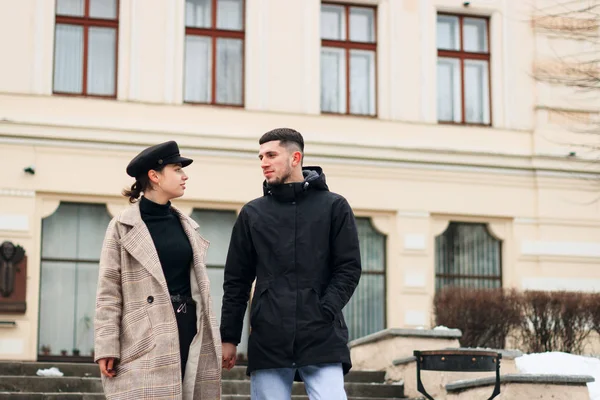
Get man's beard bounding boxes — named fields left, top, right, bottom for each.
left=268, top=165, right=293, bottom=186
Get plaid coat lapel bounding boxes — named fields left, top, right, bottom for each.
left=118, top=203, right=169, bottom=294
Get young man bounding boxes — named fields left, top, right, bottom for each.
left=220, top=128, right=362, bottom=400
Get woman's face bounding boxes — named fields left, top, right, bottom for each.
left=153, top=163, right=188, bottom=200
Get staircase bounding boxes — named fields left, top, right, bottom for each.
left=0, top=361, right=422, bottom=399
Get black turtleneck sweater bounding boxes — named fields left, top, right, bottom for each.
left=139, top=196, right=193, bottom=296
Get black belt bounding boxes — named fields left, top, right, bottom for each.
left=170, top=294, right=195, bottom=305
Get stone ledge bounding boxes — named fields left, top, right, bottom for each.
left=442, top=347, right=523, bottom=360
left=392, top=356, right=417, bottom=366
left=349, top=328, right=463, bottom=348
left=446, top=374, right=595, bottom=392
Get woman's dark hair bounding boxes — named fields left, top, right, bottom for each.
left=122, top=166, right=165, bottom=203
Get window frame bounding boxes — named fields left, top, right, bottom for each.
left=184, top=0, right=246, bottom=107
left=344, top=217, right=387, bottom=341
left=435, top=221, right=503, bottom=290
left=320, top=2, right=378, bottom=117
left=53, top=0, right=120, bottom=98
left=437, top=13, right=492, bottom=126
left=38, top=201, right=111, bottom=362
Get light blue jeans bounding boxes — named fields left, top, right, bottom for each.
left=250, top=363, right=347, bottom=400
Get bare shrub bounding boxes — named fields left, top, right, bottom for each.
left=433, top=287, right=522, bottom=349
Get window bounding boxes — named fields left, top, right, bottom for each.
left=437, top=14, right=490, bottom=125
left=184, top=0, right=245, bottom=105
left=39, top=202, right=111, bottom=359
left=53, top=0, right=119, bottom=97
left=435, top=222, right=502, bottom=290
left=320, top=3, right=376, bottom=116
left=191, top=209, right=250, bottom=357
left=343, top=218, right=385, bottom=341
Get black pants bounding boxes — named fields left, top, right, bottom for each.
left=173, top=301, right=197, bottom=379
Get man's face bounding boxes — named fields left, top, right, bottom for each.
left=258, top=140, right=294, bottom=185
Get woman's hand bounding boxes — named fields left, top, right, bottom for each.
left=98, top=357, right=117, bottom=378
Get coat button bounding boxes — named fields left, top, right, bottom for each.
left=147, top=296, right=154, bottom=304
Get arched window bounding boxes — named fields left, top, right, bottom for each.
left=435, top=222, right=502, bottom=290
left=190, top=209, right=250, bottom=358
left=343, top=217, right=386, bottom=340
left=39, top=202, right=111, bottom=359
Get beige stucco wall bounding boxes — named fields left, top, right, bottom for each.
left=350, top=335, right=461, bottom=371
left=0, top=0, right=598, bottom=361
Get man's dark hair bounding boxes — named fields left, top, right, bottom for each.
left=259, top=128, right=304, bottom=154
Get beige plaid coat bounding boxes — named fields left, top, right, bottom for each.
left=94, top=202, right=222, bottom=399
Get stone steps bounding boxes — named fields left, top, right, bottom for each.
left=0, top=377, right=102, bottom=394
left=0, top=395, right=104, bottom=400
left=222, top=380, right=405, bottom=398
left=0, top=361, right=414, bottom=399
left=0, top=395, right=421, bottom=400
left=0, top=377, right=405, bottom=398
left=0, top=362, right=385, bottom=383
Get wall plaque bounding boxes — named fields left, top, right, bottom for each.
left=0, top=241, right=27, bottom=313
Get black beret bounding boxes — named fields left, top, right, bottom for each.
left=126, top=141, right=193, bottom=178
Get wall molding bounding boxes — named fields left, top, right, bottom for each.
left=0, top=189, right=35, bottom=198
left=0, top=215, right=29, bottom=232
left=521, top=240, right=600, bottom=258
left=404, top=234, right=426, bottom=250
left=522, top=277, right=600, bottom=292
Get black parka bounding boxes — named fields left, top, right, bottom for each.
left=220, top=167, right=362, bottom=376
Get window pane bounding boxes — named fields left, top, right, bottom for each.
left=343, top=274, right=385, bottom=341
left=186, top=0, right=212, bottom=28
left=321, top=47, right=346, bottom=113
left=42, top=203, right=80, bottom=259
left=217, top=0, right=243, bottom=30
left=464, top=59, right=490, bottom=124
left=350, top=50, right=375, bottom=116
left=39, top=261, right=76, bottom=355
left=437, top=15, right=459, bottom=50
left=76, top=204, right=111, bottom=259
left=207, top=267, right=251, bottom=355
left=75, top=262, right=99, bottom=356
left=54, top=24, right=84, bottom=94
left=321, top=4, right=345, bottom=40
left=356, top=218, right=385, bottom=272
left=463, top=18, right=488, bottom=53
left=437, top=57, right=461, bottom=122
left=39, top=203, right=110, bottom=358
left=42, top=203, right=110, bottom=259
left=344, top=218, right=386, bottom=341
left=89, top=0, right=118, bottom=19
left=184, top=35, right=212, bottom=103
left=435, top=222, right=502, bottom=291
left=191, top=210, right=237, bottom=266
left=87, top=27, right=117, bottom=96
left=349, top=7, right=375, bottom=43
left=56, top=0, right=84, bottom=16
left=216, top=38, right=243, bottom=105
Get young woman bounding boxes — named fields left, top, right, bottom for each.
left=94, top=141, right=221, bottom=399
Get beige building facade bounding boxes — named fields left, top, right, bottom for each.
left=0, top=0, right=599, bottom=362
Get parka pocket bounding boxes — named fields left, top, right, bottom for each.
left=119, top=307, right=156, bottom=365
left=309, top=287, right=334, bottom=323
left=250, top=283, right=270, bottom=328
